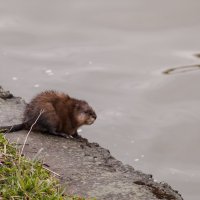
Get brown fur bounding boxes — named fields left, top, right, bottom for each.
left=1, top=91, right=97, bottom=138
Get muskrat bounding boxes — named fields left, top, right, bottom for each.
left=0, top=90, right=97, bottom=138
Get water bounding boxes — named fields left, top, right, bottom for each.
left=0, top=1, right=200, bottom=199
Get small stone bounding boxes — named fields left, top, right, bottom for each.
left=45, top=69, right=54, bottom=76
left=45, top=69, right=52, bottom=73
left=12, top=77, right=18, bottom=81
left=34, top=84, right=40, bottom=88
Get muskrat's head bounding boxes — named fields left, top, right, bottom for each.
left=73, top=100, right=97, bottom=126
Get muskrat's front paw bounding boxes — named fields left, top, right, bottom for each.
left=72, top=133, right=82, bottom=139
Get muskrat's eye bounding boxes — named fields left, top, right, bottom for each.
left=75, top=103, right=81, bottom=110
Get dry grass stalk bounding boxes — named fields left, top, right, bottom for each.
left=20, top=109, right=44, bottom=155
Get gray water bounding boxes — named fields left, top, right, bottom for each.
left=0, top=1, right=200, bottom=199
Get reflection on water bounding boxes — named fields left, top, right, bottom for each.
left=194, top=53, right=200, bottom=58
left=163, top=65, right=200, bottom=75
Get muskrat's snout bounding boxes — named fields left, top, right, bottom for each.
left=92, top=111, right=97, bottom=120
left=87, top=110, right=97, bottom=125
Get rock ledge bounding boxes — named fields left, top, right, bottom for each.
left=0, top=86, right=183, bottom=200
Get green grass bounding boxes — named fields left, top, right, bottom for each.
left=0, top=133, right=92, bottom=200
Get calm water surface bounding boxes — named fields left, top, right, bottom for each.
left=0, top=1, right=200, bottom=199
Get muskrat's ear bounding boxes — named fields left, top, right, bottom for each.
left=74, top=103, right=80, bottom=109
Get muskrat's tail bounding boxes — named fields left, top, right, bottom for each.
left=0, top=123, right=25, bottom=133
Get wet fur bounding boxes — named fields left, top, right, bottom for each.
left=0, top=91, right=96, bottom=138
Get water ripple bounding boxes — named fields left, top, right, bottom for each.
left=163, top=65, right=200, bottom=75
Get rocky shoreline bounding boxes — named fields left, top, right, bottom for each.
left=0, top=86, right=183, bottom=200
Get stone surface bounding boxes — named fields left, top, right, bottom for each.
left=0, top=87, right=183, bottom=200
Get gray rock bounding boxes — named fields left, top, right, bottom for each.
left=0, top=87, right=183, bottom=200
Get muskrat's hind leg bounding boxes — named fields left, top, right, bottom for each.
left=39, top=112, right=68, bottom=138
left=35, top=110, right=60, bottom=135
